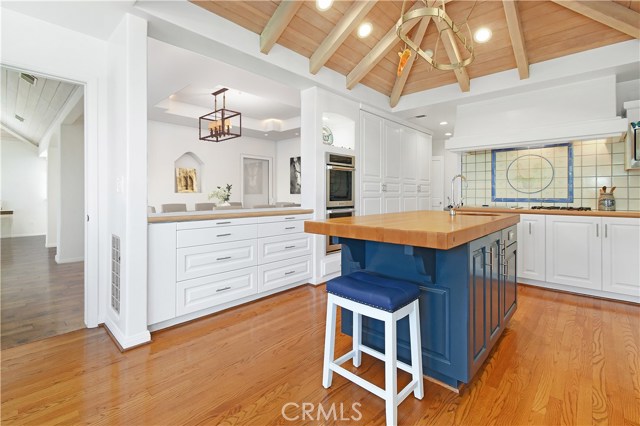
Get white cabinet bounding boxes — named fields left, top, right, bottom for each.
left=545, top=215, right=602, bottom=290
left=517, top=214, right=546, bottom=281
left=177, top=239, right=258, bottom=281
left=602, top=217, right=640, bottom=297
left=258, top=256, right=312, bottom=293
left=360, top=110, right=431, bottom=215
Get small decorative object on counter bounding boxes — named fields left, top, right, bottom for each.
left=208, top=183, right=232, bottom=206
left=598, top=186, right=616, bottom=211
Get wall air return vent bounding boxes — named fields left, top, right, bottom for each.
left=20, top=73, right=37, bottom=86
left=15, top=114, right=24, bottom=122
left=111, top=235, right=121, bottom=314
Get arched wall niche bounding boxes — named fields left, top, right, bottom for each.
left=174, top=152, right=204, bottom=193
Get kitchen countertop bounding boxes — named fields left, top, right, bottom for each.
left=458, top=206, right=640, bottom=218
left=304, top=210, right=520, bottom=250
left=148, top=208, right=314, bottom=223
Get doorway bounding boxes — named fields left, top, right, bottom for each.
left=0, top=67, right=86, bottom=349
left=241, top=155, right=273, bottom=207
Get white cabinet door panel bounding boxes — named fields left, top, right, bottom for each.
left=177, top=240, right=258, bottom=281
left=177, top=267, right=258, bottom=316
left=258, top=256, right=312, bottom=293
left=602, top=218, right=640, bottom=296
left=177, top=224, right=257, bottom=248
left=361, top=111, right=383, bottom=181
left=258, top=233, right=312, bottom=264
left=361, top=196, right=382, bottom=216
left=383, top=121, right=403, bottom=182
left=545, top=215, right=601, bottom=290
left=258, top=220, right=305, bottom=238
left=257, top=214, right=313, bottom=223
left=177, top=217, right=257, bottom=230
left=517, top=214, right=546, bottom=281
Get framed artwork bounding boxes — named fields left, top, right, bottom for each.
left=241, top=155, right=273, bottom=207
left=290, top=156, right=301, bottom=194
left=491, top=143, right=573, bottom=203
left=176, top=167, right=197, bottom=193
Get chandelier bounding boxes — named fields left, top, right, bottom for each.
left=396, top=0, right=476, bottom=76
left=199, top=88, right=242, bottom=142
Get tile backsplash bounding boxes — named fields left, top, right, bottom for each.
left=461, top=139, right=640, bottom=211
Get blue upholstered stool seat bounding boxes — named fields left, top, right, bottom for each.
left=326, top=271, right=420, bottom=312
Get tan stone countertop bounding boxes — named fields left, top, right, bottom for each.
left=458, top=207, right=640, bottom=218
left=304, top=210, right=520, bottom=250
left=148, top=208, right=314, bottom=223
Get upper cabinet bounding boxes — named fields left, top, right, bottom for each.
left=360, top=110, right=432, bottom=216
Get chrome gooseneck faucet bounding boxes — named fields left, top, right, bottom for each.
left=449, top=174, right=467, bottom=216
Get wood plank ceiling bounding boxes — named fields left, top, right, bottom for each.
left=1, top=67, right=78, bottom=146
left=193, top=0, right=639, bottom=106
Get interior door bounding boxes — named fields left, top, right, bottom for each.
left=242, top=156, right=272, bottom=208
left=431, top=156, right=444, bottom=210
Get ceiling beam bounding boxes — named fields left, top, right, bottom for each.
left=309, top=1, right=377, bottom=75
left=551, top=0, right=640, bottom=39
left=434, top=18, right=471, bottom=92
left=346, top=1, right=424, bottom=90
left=260, top=0, right=304, bottom=54
left=502, top=0, right=529, bottom=80
left=389, top=17, right=431, bottom=108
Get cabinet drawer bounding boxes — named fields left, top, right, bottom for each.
left=177, top=224, right=257, bottom=248
left=177, top=267, right=258, bottom=316
left=258, top=256, right=312, bottom=293
left=257, top=220, right=305, bottom=238
left=177, top=240, right=257, bottom=281
left=257, top=214, right=313, bottom=223
left=177, top=217, right=257, bottom=229
left=258, top=234, right=312, bottom=264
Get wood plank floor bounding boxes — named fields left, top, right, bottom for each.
left=1, top=236, right=84, bottom=350
left=2, top=284, right=639, bottom=425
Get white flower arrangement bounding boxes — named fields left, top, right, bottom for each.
left=208, top=183, right=232, bottom=204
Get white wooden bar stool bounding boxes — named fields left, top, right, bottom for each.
left=322, top=271, right=424, bottom=426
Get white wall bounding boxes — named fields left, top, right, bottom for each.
left=0, top=137, right=47, bottom=238
left=56, top=123, right=84, bottom=263
left=46, top=140, right=59, bottom=247
left=148, top=120, right=279, bottom=210
left=275, top=137, right=301, bottom=204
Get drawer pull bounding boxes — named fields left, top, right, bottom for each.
left=216, top=286, right=232, bottom=292
left=285, top=227, right=296, bottom=230
left=216, top=221, right=231, bottom=225
left=285, top=245, right=296, bottom=249
left=284, top=270, right=296, bottom=276
left=216, top=256, right=232, bottom=261
left=216, top=233, right=232, bottom=237
left=284, top=217, right=296, bottom=220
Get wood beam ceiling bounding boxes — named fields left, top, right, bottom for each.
left=502, top=0, right=529, bottom=80
left=260, top=0, right=304, bottom=54
left=390, top=17, right=431, bottom=108
left=309, top=1, right=377, bottom=75
left=551, top=0, right=640, bottom=39
left=434, top=18, right=470, bottom=92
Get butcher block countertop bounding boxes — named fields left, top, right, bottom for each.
left=148, top=208, right=314, bottom=223
left=304, top=210, right=520, bottom=250
left=458, top=207, right=640, bottom=218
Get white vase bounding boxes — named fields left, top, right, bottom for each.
left=219, top=201, right=231, bottom=207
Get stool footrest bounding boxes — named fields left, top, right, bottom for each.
left=359, top=345, right=414, bottom=375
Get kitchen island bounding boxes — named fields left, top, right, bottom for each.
left=305, top=210, right=520, bottom=389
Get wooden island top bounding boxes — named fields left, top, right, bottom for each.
left=305, top=210, right=520, bottom=250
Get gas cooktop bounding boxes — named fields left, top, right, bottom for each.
left=530, top=206, right=592, bottom=211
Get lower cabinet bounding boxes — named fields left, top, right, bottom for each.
left=517, top=214, right=545, bottom=281
left=602, top=217, right=640, bottom=296
left=148, top=213, right=313, bottom=329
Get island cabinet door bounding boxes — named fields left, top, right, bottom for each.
left=469, top=242, right=488, bottom=373
left=487, top=238, right=502, bottom=346
left=502, top=240, right=518, bottom=322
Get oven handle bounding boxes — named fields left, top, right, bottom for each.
left=326, top=208, right=356, bottom=216
left=326, top=165, right=355, bottom=171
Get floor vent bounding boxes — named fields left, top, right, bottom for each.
left=111, top=235, right=121, bottom=314
left=20, top=73, right=37, bottom=86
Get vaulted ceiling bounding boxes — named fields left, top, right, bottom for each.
left=192, top=0, right=640, bottom=106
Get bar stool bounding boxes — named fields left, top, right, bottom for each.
left=322, top=271, right=424, bottom=426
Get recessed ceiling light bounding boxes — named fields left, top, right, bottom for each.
left=264, top=133, right=269, bottom=136
left=169, top=94, right=176, bottom=100
left=445, top=132, right=452, bottom=136
left=474, top=27, right=492, bottom=43
left=316, top=0, right=333, bottom=11
left=357, top=22, right=372, bottom=38
left=423, top=49, right=434, bottom=58
left=440, top=121, right=448, bottom=126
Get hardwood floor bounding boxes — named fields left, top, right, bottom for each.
left=2, top=284, right=639, bottom=425
left=1, top=236, right=84, bottom=350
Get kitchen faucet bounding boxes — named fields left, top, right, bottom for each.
left=449, top=174, right=467, bottom=216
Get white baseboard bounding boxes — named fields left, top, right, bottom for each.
left=55, top=255, right=84, bottom=264
left=520, top=278, right=640, bottom=304
left=105, top=317, right=151, bottom=350
left=1, top=232, right=46, bottom=238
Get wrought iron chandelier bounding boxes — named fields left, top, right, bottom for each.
left=199, top=88, right=242, bottom=142
left=396, top=0, right=476, bottom=75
